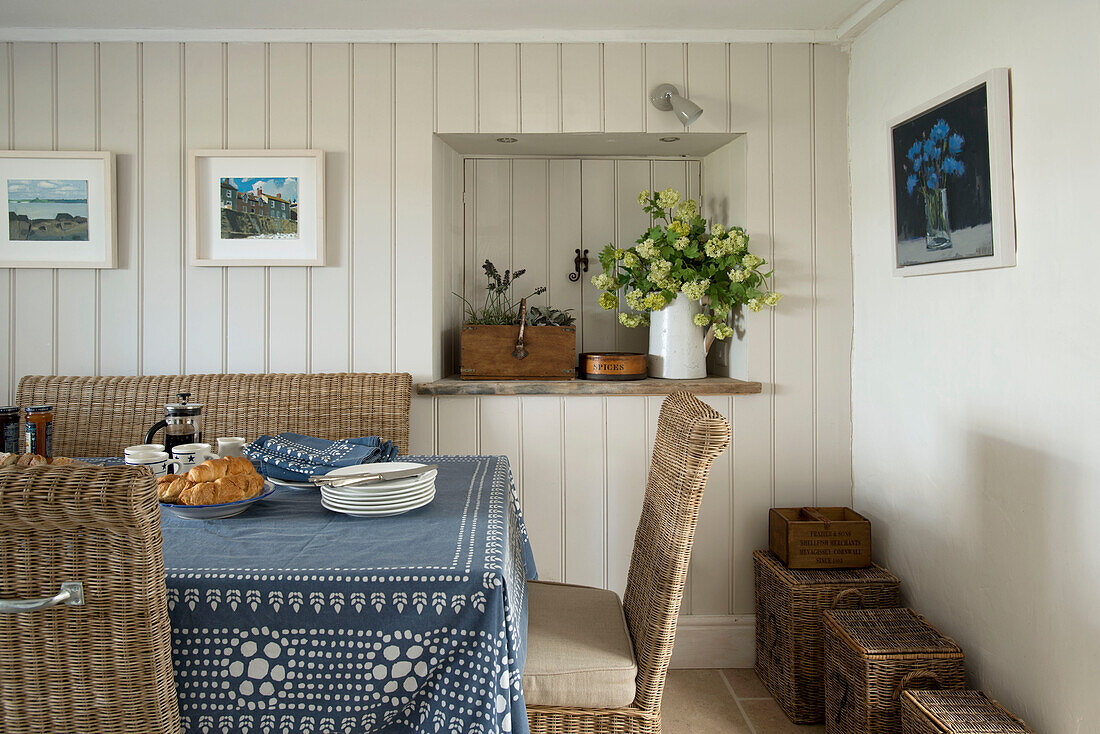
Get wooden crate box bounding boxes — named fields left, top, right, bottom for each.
left=769, top=507, right=872, bottom=569
left=754, top=550, right=901, bottom=724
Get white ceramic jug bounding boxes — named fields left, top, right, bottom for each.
left=647, top=296, right=708, bottom=379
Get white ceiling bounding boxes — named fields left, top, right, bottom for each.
left=0, top=0, right=901, bottom=42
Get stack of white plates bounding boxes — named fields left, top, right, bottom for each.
left=317, top=462, right=437, bottom=517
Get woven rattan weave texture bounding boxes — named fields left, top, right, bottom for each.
left=754, top=550, right=901, bottom=723
left=526, top=392, right=730, bottom=734
left=901, top=690, right=1036, bottom=734
left=16, top=372, right=412, bottom=457
left=824, top=608, right=966, bottom=734
left=0, top=465, right=180, bottom=733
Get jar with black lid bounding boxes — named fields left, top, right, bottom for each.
left=0, top=407, right=18, bottom=453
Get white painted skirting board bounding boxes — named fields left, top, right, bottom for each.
left=669, top=615, right=755, bottom=669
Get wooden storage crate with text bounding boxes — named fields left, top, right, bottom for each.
left=770, top=507, right=872, bottom=569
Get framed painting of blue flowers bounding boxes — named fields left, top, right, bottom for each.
left=889, top=68, right=1016, bottom=276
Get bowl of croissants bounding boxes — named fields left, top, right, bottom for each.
left=157, top=456, right=274, bottom=519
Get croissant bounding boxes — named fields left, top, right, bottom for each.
left=157, top=474, right=189, bottom=503
left=48, top=456, right=80, bottom=466
left=179, top=481, right=220, bottom=506
left=225, top=456, right=254, bottom=476
left=0, top=452, right=17, bottom=467
left=210, top=475, right=250, bottom=503
left=187, top=458, right=230, bottom=483
left=16, top=453, right=46, bottom=467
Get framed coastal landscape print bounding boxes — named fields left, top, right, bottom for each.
left=188, top=149, right=324, bottom=266
left=889, top=68, right=1015, bottom=277
left=0, top=151, right=116, bottom=268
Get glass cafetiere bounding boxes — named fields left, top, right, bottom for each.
left=145, top=392, right=204, bottom=454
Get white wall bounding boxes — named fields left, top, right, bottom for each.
left=0, top=41, right=853, bottom=662
left=848, top=1, right=1100, bottom=729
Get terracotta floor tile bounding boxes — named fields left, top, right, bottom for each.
left=721, top=667, right=771, bottom=699
left=661, top=669, right=753, bottom=734
left=740, top=697, right=826, bottom=734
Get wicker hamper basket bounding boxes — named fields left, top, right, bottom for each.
left=901, top=690, right=1036, bottom=734
left=823, top=608, right=966, bottom=734
left=753, top=550, right=901, bottom=723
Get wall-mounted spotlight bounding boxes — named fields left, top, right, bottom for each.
left=649, top=84, right=703, bottom=128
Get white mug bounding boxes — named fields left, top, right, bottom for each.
left=125, top=443, right=165, bottom=457
left=171, top=442, right=220, bottom=474
left=125, top=450, right=182, bottom=478
left=216, top=437, right=246, bottom=458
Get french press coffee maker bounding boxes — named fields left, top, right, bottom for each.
left=145, top=392, right=204, bottom=453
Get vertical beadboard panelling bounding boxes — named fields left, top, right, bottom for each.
left=12, top=43, right=56, bottom=383
left=477, top=44, right=518, bottom=133
left=183, top=43, right=227, bottom=374
left=309, top=43, right=351, bottom=373
left=602, top=44, right=644, bottom=132
left=351, top=44, right=394, bottom=373
left=518, top=396, right=564, bottom=581
left=547, top=159, right=582, bottom=345
left=690, top=395, right=734, bottom=614
left=225, top=43, right=266, bottom=373
left=54, top=44, right=97, bottom=375
left=97, top=42, right=140, bottom=376
left=434, top=44, right=477, bottom=134
left=644, top=43, right=686, bottom=134
left=562, top=396, right=606, bottom=589
left=769, top=44, right=815, bottom=508
left=519, top=44, right=559, bottom=133
left=510, top=159, right=550, bottom=308
left=436, top=398, right=477, bottom=455
left=478, top=397, right=521, bottom=489
left=729, top=43, right=776, bottom=614
left=560, top=44, right=601, bottom=133
left=469, top=159, right=510, bottom=306
left=141, top=43, right=184, bottom=376
left=394, top=43, right=434, bottom=453
left=579, top=160, right=616, bottom=352
left=811, top=45, right=854, bottom=507
left=687, top=43, right=730, bottom=135
left=0, top=44, right=10, bottom=401
left=266, top=43, right=310, bottom=373
left=604, top=396, right=647, bottom=597
left=613, top=159, right=650, bottom=353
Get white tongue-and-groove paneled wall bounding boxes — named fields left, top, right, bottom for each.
left=0, top=41, right=852, bottom=662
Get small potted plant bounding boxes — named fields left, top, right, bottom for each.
left=455, top=260, right=577, bottom=380
left=591, top=187, right=781, bottom=379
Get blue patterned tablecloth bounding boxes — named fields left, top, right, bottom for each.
left=147, top=455, right=535, bottom=734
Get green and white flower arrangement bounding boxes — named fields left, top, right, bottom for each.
left=593, top=187, right=781, bottom=342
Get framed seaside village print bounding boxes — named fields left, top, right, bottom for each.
left=889, top=68, right=1015, bottom=277
left=188, top=149, right=325, bottom=266
left=0, top=150, right=116, bottom=268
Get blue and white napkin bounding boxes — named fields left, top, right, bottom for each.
left=245, top=433, right=398, bottom=482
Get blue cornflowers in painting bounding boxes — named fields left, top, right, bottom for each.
left=903, top=118, right=967, bottom=251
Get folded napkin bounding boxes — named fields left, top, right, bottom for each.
left=244, top=433, right=398, bottom=482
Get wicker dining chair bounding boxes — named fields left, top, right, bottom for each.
left=524, top=391, right=731, bottom=733
left=16, top=372, right=412, bottom=457
left=0, top=465, right=180, bottom=733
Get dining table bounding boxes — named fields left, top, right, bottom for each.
left=94, top=454, right=537, bottom=734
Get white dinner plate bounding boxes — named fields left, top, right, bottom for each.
left=321, top=492, right=435, bottom=517
left=319, top=485, right=435, bottom=511
left=318, top=476, right=435, bottom=502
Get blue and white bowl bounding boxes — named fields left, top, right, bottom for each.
left=160, top=481, right=276, bottom=519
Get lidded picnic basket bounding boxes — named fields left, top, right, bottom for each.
left=901, top=690, right=1036, bottom=734
left=823, top=607, right=966, bottom=734
left=753, top=549, right=901, bottom=723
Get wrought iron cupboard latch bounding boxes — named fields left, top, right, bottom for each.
left=569, top=248, right=590, bottom=282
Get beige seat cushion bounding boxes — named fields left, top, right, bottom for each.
left=523, top=580, right=637, bottom=709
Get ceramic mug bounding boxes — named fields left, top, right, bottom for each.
left=125, top=443, right=165, bottom=457
left=216, top=437, right=246, bottom=458
left=125, top=450, right=182, bottom=478
left=171, top=442, right=220, bottom=474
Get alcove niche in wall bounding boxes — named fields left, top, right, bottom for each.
left=430, top=132, right=748, bottom=384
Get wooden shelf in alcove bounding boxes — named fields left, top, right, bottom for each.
left=415, top=375, right=763, bottom=396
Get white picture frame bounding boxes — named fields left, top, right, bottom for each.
left=187, top=149, right=325, bottom=267
left=888, top=68, right=1016, bottom=277
left=0, top=150, right=116, bottom=268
